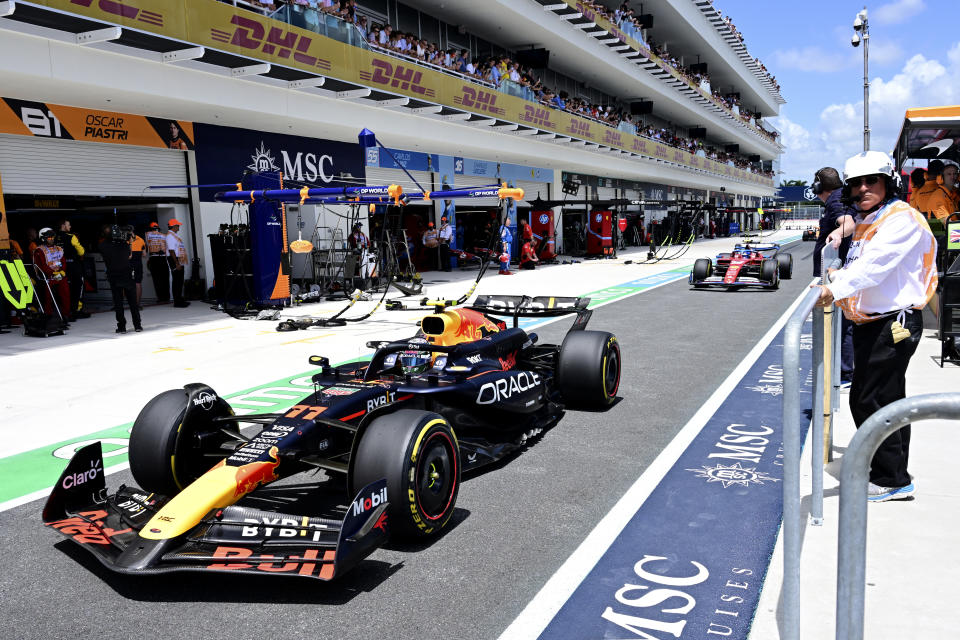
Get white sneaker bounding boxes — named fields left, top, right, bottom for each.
left=867, top=481, right=915, bottom=502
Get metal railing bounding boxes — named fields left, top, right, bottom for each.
left=781, top=245, right=842, bottom=640
left=271, top=5, right=369, bottom=49
left=835, top=393, right=960, bottom=640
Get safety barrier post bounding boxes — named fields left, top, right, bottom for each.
left=783, top=254, right=844, bottom=638
left=781, top=286, right=821, bottom=640
left=822, top=245, right=841, bottom=463
left=836, top=393, right=960, bottom=640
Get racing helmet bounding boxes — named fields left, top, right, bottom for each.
left=842, top=150, right=901, bottom=194
left=399, top=337, right=432, bottom=375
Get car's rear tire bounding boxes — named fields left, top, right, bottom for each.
left=556, top=331, right=621, bottom=409
left=350, top=410, right=460, bottom=540
left=760, top=258, right=780, bottom=289
left=777, top=253, right=793, bottom=279
left=692, top=258, right=712, bottom=282
left=129, top=386, right=234, bottom=495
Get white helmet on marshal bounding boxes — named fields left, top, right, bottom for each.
left=843, top=150, right=896, bottom=182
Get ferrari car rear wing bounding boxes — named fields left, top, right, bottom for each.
left=470, top=295, right=592, bottom=330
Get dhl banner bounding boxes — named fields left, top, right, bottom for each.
left=0, top=96, right=194, bottom=150
left=28, top=0, right=771, bottom=187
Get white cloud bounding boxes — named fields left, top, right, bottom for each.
left=771, top=44, right=960, bottom=183
left=872, top=0, right=926, bottom=25
left=772, top=41, right=902, bottom=73
left=771, top=46, right=842, bottom=73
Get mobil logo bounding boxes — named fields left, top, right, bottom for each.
left=360, top=60, right=436, bottom=97
left=351, top=486, right=388, bottom=516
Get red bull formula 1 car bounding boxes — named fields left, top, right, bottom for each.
left=43, top=295, right=620, bottom=581
left=689, top=243, right=793, bottom=289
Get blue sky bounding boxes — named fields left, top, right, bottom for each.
left=715, top=0, right=959, bottom=183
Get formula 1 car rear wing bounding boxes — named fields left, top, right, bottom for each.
left=470, top=295, right=592, bottom=331
left=734, top=242, right=781, bottom=253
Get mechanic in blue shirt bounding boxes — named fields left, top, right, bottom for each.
left=812, top=166, right=856, bottom=385
left=499, top=216, right=514, bottom=275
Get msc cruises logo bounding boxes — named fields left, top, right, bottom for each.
left=686, top=462, right=781, bottom=489
left=248, top=142, right=281, bottom=173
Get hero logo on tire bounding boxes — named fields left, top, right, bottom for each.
left=192, top=391, right=217, bottom=410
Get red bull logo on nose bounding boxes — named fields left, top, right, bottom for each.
left=233, top=446, right=280, bottom=497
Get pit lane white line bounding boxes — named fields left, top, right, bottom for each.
left=498, top=281, right=816, bottom=640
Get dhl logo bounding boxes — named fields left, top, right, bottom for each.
left=454, top=87, right=505, bottom=115
left=604, top=130, right=623, bottom=146
left=632, top=139, right=649, bottom=153
left=568, top=120, right=592, bottom=137
left=70, top=0, right=163, bottom=27
left=212, top=15, right=331, bottom=71
left=690, top=157, right=701, bottom=167
left=520, top=105, right=555, bottom=128
left=673, top=150, right=685, bottom=162
left=359, top=60, right=436, bottom=97
left=654, top=145, right=669, bottom=159
left=234, top=446, right=280, bottom=497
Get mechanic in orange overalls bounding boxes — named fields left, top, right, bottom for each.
left=145, top=221, right=169, bottom=303
left=128, top=227, right=146, bottom=308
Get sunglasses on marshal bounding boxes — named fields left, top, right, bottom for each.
left=847, top=175, right=881, bottom=189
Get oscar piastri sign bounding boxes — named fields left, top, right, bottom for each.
left=192, top=123, right=365, bottom=202
left=535, top=321, right=813, bottom=640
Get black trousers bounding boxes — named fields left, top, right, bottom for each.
left=171, top=265, right=185, bottom=304
left=148, top=255, right=170, bottom=302
left=110, top=280, right=141, bottom=329
left=439, top=242, right=451, bottom=271
left=850, top=311, right=922, bottom=488
left=840, top=315, right=854, bottom=380
left=65, top=259, right=83, bottom=315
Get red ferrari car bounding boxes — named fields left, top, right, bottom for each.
left=690, top=243, right=793, bottom=289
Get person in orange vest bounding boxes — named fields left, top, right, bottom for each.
left=128, top=227, right=146, bottom=309
left=33, top=227, right=71, bottom=325
left=926, top=161, right=958, bottom=222
left=145, top=221, right=170, bottom=303
left=815, top=151, right=938, bottom=503
left=166, top=219, right=190, bottom=308
left=913, top=159, right=943, bottom=217
left=907, top=168, right=925, bottom=209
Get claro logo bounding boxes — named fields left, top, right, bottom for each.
left=477, top=372, right=541, bottom=404
left=61, top=459, right=103, bottom=490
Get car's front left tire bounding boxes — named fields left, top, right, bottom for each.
left=350, top=410, right=460, bottom=540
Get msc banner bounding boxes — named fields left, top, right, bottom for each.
left=0, top=96, right=194, bottom=150
left=193, top=123, right=364, bottom=201
left=36, top=0, right=772, bottom=188
left=533, top=321, right=813, bottom=640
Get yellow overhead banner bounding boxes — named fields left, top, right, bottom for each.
left=33, top=0, right=771, bottom=187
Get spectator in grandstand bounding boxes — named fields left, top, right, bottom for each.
left=378, top=24, right=390, bottom=46
left=815, top=150, right=937, bottom=502
left=355, top=15, right=367, bottom=40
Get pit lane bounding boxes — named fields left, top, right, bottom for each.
left=0, top=242, right=815, bottom=640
